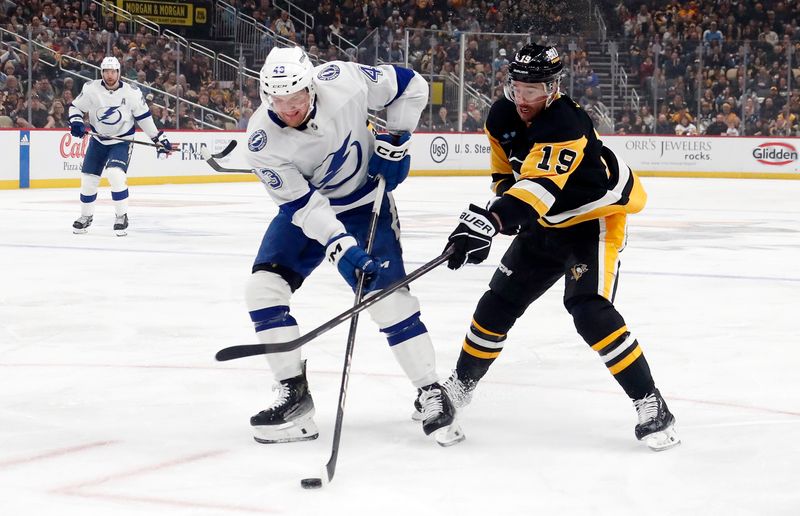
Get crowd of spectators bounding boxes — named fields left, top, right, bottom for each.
left=606, top=0, right=800, bottom=136
left=0, top=0, right=260, bottom=129
left=8, top=0, right=795, bottom=136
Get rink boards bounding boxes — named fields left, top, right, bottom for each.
left=1, top=128, right=798, bottom=189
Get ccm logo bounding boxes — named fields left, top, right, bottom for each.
left=376, top=147, right=407, bottom=159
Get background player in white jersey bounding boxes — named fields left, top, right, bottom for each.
left=242, top=46, right=463, bottom=446
left=68, top=56, right=173, bottom=236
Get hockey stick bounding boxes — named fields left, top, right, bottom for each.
left=300, top=175, right=386, bottom=490
left=214, top=246, right=454, bottom=361
left=89, top=132, right=180, bottom=151
left=199, top=140, right=252, bottom=173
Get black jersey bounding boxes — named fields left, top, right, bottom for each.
left=485, top=94, right=646, bottom=229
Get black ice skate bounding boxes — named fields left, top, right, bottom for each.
left=634, top=388, right=681, bottom=451
left=412, top=370, right=478, bottom=421
left=72, top=215, right=93, bottom=234
left=114, top=214, right=128, bottom=237
left=416, top=382, right=465, bottom=447
left=250, top=367, right=318, bottom=444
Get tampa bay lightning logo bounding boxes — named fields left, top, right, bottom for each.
left=248, top=129, right=268, bottom=152
left=314, top=132, right=363, bottom=190
left=255, top=168, right=283, bottom=189
left=96, top=106, right=122, bottom=125
left=317, top=64, right=340, bottom=81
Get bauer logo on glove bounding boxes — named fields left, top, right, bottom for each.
left=446, top=204, right=500, bottom=270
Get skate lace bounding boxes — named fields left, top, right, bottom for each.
left=77, top=216, right=91, bottom=224
left=633, top=393, right=659, bottom=424
left=269, top=382, right=291, bottom=409
left=418, top=387, right=443, bottom=420
left=443, top=372, right=469, bottom=403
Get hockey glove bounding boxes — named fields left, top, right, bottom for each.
left=446, top=204, right=500, bottom=270
left=70, top=120, right=86, bottom=138
left=152, top=131, right=173, bottom=158
left=326, top=233, right=381, bottom=290
left=368, top=131, right=411, bottom=191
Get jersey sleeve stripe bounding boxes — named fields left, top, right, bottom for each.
left=385, top=65, right=415, bottom=107
left=134, top=111, right=152, bottom=121
left=505, top=180, right=557, bottom=216
left=278, top=189, right=314, bottom=217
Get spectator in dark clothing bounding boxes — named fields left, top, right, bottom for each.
left=432, top=106, right=455, bottom=132
left=705, top=114, right=728, bottom=135
left=654, top=113, right=674, bottom=134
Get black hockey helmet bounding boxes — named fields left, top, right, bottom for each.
left=508, top=43, right=564, bottom=83
left=504, top=43, right=564, bottom=108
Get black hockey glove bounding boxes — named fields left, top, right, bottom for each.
left=446, top=204, right=500, bottom=270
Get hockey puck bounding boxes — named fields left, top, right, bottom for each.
left=300, top=478, right=323, bottom=489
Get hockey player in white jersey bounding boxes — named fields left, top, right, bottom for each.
left=68, top=56, right=173, bottom=236
left=242, top=46, right=463, bottom=446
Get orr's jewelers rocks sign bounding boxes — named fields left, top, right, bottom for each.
left=601, top=135, right=799, bottom=175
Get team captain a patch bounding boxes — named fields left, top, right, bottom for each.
left=248, top=129, right=268, bottom=152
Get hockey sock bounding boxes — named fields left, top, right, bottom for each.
left=246, top=272, right=303, bottom=381
left=455, top=289, right=522, bottom=382
left=79, top=173, right=101, bottom=216
left=106, top=167, right=129, bottom=216
left=567, top=295, right=656, bottom=399
left=382, top=313, right=438, bottom=387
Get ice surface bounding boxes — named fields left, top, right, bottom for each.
left=1, top=177, right=798, bottom=515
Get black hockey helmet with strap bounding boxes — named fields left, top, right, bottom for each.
left=504, top=43, right=564, bottom=108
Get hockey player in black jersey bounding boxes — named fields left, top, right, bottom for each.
left=442, top=43, right=679, bottom=451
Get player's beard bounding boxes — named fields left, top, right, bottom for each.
left=516, top=97, right=547, bottom=123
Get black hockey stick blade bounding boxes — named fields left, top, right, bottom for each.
left=200, top=140, right=251, bottom=173
left=214, top=247, right=454, bottom=361
left=210, top=139, right=237, bottom=159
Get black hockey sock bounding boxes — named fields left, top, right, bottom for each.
left=455, top=290, right=522, bottom=382
left=567, top=295, right=656, bottom=399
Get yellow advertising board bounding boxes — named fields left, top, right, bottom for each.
left=115, top=0, right=206, bottom=26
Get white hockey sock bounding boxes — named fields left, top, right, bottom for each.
left=390, top=334, right=438, bottom=388
left=246, top=271, right=303, bottom=382
left=259, top=325, right=303, bottom=381
left=79, top=173, right=101, bottom=217
left=106, top=167, right=129, bottom=216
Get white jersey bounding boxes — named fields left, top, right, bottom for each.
left=68, top=80, right=159, bottom=145
left=244, top=61, right=428, bottom=245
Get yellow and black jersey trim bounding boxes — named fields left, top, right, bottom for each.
left=505, top=147, right=647, bottom=228
left=487, top=129, right=513, bottom=175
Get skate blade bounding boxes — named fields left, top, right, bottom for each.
left=73, top=228, right=88, bottom=234
left=433, top=422, right=465, bottom=447
left=253, top=416, right=319, bottom=444
left=642, top=425, right=681, bottom=452
left=115, top=229, right=128, bottom=237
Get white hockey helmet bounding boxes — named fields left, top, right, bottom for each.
left=259, top=46, right=315, bottom=108
left=100, top=56, right=121, bottom=71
